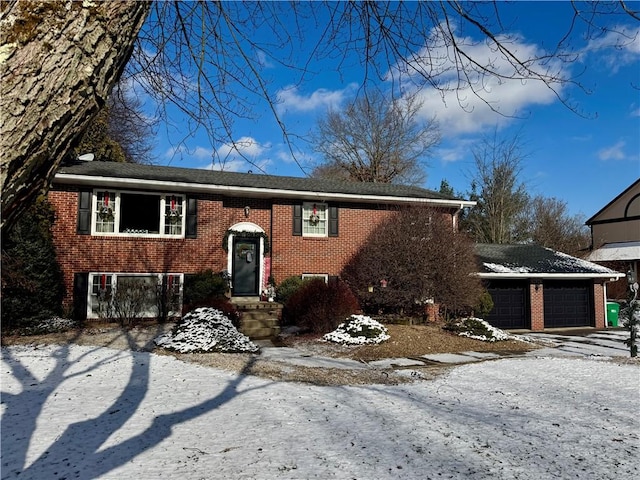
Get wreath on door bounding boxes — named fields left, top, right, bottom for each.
left=222, top=229, right=270, bottom=254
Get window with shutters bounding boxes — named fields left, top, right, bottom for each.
left=90, top=189, right=185, bottom=237
left=302, top=202, right=328, bottom=237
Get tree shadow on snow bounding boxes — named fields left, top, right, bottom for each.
left=1, top=326, right=266, bottom=479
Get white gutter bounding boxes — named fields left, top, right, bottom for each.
left=477, top=273, right=624, bottom=280
left=53, top=173, right=476, bottom=209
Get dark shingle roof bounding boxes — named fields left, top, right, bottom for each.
left=56, top=161, right=461, bottom=202
left=475, top=243, right=618, bottom=275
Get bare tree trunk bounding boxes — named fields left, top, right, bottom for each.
left=0, top=0, right=150, bottom=234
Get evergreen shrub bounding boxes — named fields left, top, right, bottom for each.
left=275, top=275, right=309, bottom=306
left=1, top=197, right=64, bottom=329
left=183, top=270, right=228, bottom=306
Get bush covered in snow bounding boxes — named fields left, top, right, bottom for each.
left=14, top=316, right=79, bottom=336
left=154, top=307, right=259, bottom=353
left=323, top=315, right=390, bottom=345
left=445, top=317, right=511, bottom=342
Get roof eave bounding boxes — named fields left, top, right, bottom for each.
left=53, top=173, right=477, bottom=208
left=476, top=272, right=624, bottom=280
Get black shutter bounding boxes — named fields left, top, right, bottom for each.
left=73, top=273, right=89, bottom=321
left=186, top=197, right=197, bottom=238
left=328, top=206, right=339, bottom=237
left=77, top=190, right=92, bottom=235
left=293, top=204, right=302, bottom=236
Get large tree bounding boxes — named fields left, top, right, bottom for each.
left=311, top=91, right=439, bottom=185
left=72, top=84, right=157, bottom=164
left=2, top=1, right=637, bottom=234
left=1, top=1, right=150, bottom=233
left=528, top=195, right=591, bottom=256
left=462, top=132, right=531, bottom=244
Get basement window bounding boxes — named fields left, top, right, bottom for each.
left=88, top=273, right=183, bottom=319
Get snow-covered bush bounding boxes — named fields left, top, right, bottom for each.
left=323, top=315, right=390, bottom=345
left=16, top=317, right=78, bottom=336
left=154, top=307, right=259, bottom=353
left=446, top=317, right=511, bottom=342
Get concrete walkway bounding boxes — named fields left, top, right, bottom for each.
left=257, top=329, right=633, bottom=370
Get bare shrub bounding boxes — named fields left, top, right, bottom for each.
left=283, top=279, right=360, bottom=334
left=112, top=277, right=158, bottom=326
left=342, top=206, right=483, bottom=317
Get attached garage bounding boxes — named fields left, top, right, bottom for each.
left=485, top=281, right=529, bottom=329
left=475, top=244, right=622, bottom=331
left=543, top=281, right=593, bottom=328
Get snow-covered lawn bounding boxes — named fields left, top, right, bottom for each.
left=2, top=344, right=637, bottom=479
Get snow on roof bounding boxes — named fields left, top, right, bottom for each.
left=475, top=243, right=622, bottom=277
left=550, top=249, right=619, bottom=274
left=483, top=263, right=532, bottom=274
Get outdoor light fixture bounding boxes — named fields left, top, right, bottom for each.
left=626, top=268, right=637, bottom=287
left=244, top=206, right=250, bottom=218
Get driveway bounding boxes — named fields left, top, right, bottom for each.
left=521, top=328, right=631, bottom=358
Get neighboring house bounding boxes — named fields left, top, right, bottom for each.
left=476, top=244, right=623, bottom=331
left=49, top=160, right=472, bottom=321
left=585, top=178, right=640, bottom=299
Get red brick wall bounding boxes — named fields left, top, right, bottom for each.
left=50, top=186, right=456, bottom=310
left=270, top=202, right=397, bottom=282
left=530, top=282, right=544, bottom=331
left=50, top=187, right=273, bottom=309
left=593, top=281, right=606, bottom=329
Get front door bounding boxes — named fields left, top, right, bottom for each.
left=232, top=237, right=260, bottom=296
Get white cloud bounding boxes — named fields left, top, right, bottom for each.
left=217, top=136, right=267, bottom=159
left=583, top=26, right=640, bottom=72
left=434, top=138, right=477, bottom=164
left=598, top=140, right=627, bottom=161
left=256, top=50, right=275, bottom=69
left=164, top=145, right=214, bottom=162
left=276, top=83, right=359, bottom=114
left=196, top=136, right=273, bottom=173
left=393, top=27, right=567, bottom=137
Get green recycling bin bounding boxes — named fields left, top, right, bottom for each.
left=606, top=302, right=620, bottom=327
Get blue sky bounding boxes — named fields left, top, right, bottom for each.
left=146, top=2, right=639, bottom=219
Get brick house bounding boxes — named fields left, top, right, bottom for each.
left=50, top=160, right=472, bottom=322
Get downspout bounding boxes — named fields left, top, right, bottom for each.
left=603, top=280, right=609, bottom=328
left=452, top=202, right=466, bottom=231
left=269, top=199, right=274, bottom=282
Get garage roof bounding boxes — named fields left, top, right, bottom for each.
left=475, top=244, right=623, bottom=279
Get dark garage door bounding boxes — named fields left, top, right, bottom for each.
left=486, top=282, right=529, bottom=329
left=544, top=281, right=593, bottom=328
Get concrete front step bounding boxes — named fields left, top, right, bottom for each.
left=233, top=299, right=283, bottom=339
left=240, top=318, right=281, bottom=339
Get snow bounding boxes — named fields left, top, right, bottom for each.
left=154, top=307, right=259, bottom=353
left=549, top=249, right=618, bottom=274
left=2, top=344, right=638, bottom=479
left=483, top=262, right=531, bottom=274
left=323, top=315, right=390, bottom=345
